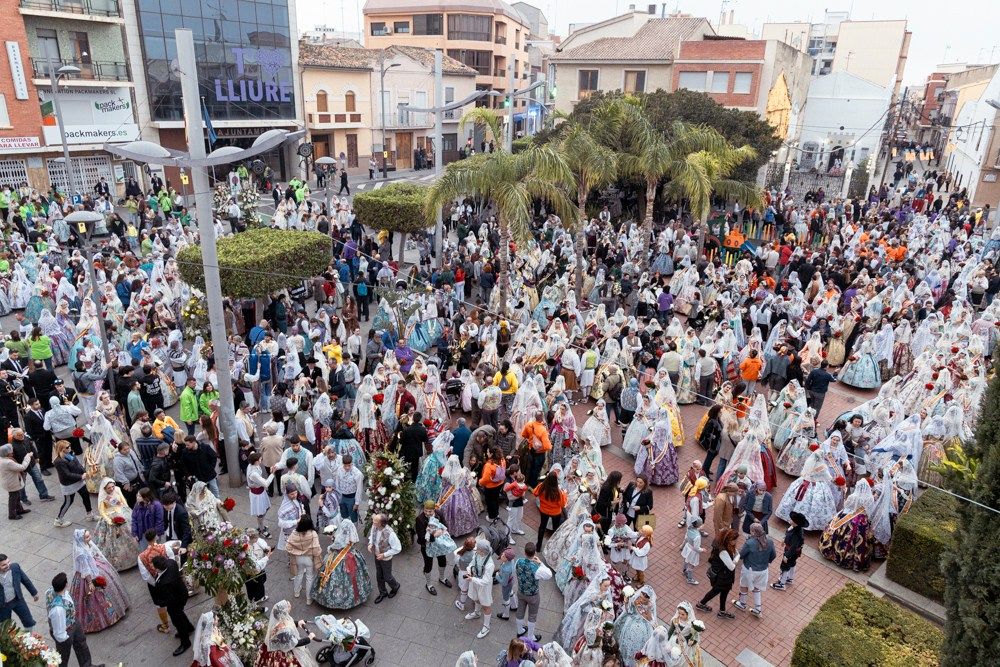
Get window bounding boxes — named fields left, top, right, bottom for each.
left=446, top=49, right=491, bottom=75
left=677, top=71, right=707, bottom=92
left=711, top=72, right=729, bottom=94
left=413, top=13, right=443, bottom=36
left=624, top=70, right=645, bottom=94
left=448, top=14, right=492, bottom=41
left=733, top=72, right=752, bottom=94
left=370, top=22, right=388, bottom=36
left=445, top=86, right=454, bottom=103
left=442, top=132, right=458, bottom=152
left=393, top=21, right=410, bottom=34
left=316, top=91, right=328, bottom=112
left=36, top=29, right=60, bottom=62
left=0, top=95, right=9, bottom=127
left=345, top=91, right=356, bottom=112
left=578, top=69, right=599, bottom=99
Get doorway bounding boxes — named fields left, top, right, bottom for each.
left=346, top=134, right=358, bottom=168
left=396, top=132, right=413, bottom=169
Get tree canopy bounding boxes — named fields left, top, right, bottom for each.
left=177, top=228, right=331, bottom=298
left=352, top=182, right=430, bottom=235
left=538, top=89, right=781, bottom=182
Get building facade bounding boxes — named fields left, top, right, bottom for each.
left=4, top=0, right=141, bottom=194
left=299, top=43, right=476, bottom=170
left=361, top=0, right=531, bottom=114
left=945, top=68, right=1000, bottom=208
left=550, top=12, right=713, bottom=115
left=123, top=0, right=305, bottom=186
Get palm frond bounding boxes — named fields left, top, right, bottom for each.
left=459, top=108, right=503, bottom=145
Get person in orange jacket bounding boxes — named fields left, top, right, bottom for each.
left=739, top=349, right=764, bottom=394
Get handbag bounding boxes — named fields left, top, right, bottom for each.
left=635, top=513, right=656, bottom=531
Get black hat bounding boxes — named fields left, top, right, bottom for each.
left=789, top=511, right=809, bottom=528
left=53, top=378, right=64, bottom=386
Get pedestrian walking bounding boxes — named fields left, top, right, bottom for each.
left=1, top=442, right=32, bottom=521
left=285, top=515, right=322, bottom=605
left=46, top=572, right=104, bottom=667
left=367, top=513, right=400, bottom=603
left=514, top=542, right=552, bottom=642
left=733, top=522, right=777, bottom=618
left=53, top=440, right=95, bottom=526
left=0, top=554, right=39, bottom=629
left=696, top=528, right=740, bottom=619
left=151, top=555, right=195, bottom=656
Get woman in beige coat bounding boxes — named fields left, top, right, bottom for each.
left=1, top=443, right=33, bottom=520
left=285, top=514, right=323, bottom=605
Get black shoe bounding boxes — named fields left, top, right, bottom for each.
left=172, top=643, right=191, bottom=657
left=497, top=613, right=509, bottom=620
left=10, top=515, right=22, bottom=520
left=388, top=585, right=399, bottom=598
left=373, top=594, right=386, bottom=604
left=425, top=584, right=437, bottom=595
left=21, top=499, right=32, bottom=506
left=439, top=578, right=453, bottom=588
left=40, top=496, right=56, bottom=502
left=41, top=469, right=52, bottom=477
left=19, top=509, right=30, bottom=514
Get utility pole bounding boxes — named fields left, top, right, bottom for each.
left=433, top=49, right=444, bottom=268
left=46, top=54, right=77, bottom=200
left=176, top=28, right=242, bottom=486
left=506, top=59, right=516, bottom=152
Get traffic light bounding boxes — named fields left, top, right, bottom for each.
left=550, top=85, right=557, bottom=99
left=504, top=96, right=511, bottom=108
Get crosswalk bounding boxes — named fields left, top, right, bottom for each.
left=355, top=172, right=438, bottom=191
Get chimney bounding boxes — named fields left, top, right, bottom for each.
left=648, top=4, right=656, bottom=15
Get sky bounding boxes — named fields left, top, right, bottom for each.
left=296, top=0, right=998, bottom=86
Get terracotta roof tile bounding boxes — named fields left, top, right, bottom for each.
left=298, top=42, right=476, bottom=76
left=552, top=17, right=710, bottom=62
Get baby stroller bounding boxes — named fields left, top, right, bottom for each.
left=314, top=616, right=375, bottom=666
left=479, top=517, right=511, bottom=557
left=444, top=377, right=465, bottom=410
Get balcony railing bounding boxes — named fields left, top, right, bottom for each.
left=20, top=0, right=120, bottom=17
left=309, top=112, right=362, bottom=125
left=381, top=112, right=432, bottom=128
left=31, top=58, right=129, bottom=81
left=495, top=36, right=506, bottom=45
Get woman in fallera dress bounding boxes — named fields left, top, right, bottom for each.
left=188, top=480, right=228, bottom=535
left=437, top=454, right=480, bottom=537
left=311, top=518, right=372, bottom=610
left=819, top=480, right=876, bottom=572
left=634, top=419, right=679, bottom=486
left=614, top=585, right=658, bottom=667
left=191, top=610, right=245, bottom=667
left=95, top=478, right=140, bottom=572
left=254, top=600, right=318, bottom=667
left=775, top=449, right=839, bottom=530
left=69, top=528, right=130, bottom=633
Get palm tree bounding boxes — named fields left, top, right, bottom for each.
left=558, top=122, right=617, bottom=300
left=459, top=107, right=502, bottom=152
left=605, top=100, right=761, bottom=265
left=425, top=146, right=576, bottom=314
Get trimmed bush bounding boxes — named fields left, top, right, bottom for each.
left=177, top=228, right=331, bottom=298
left=792, top=583, right=942, bottom=667
left=352, top=182, right=429, bottom=234
left=885, top=488, right=959, bottom=602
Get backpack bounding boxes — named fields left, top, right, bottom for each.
left=356, top=281, right=368, bottom=297
left=490, top=463, right=506, bottom=484
left=498, top=374, right=511, bottom=392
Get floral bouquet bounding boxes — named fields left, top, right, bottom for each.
left=111, top=515, right=126, bottom=526
left=0, top=620, right=62, bottom=666
left=181, top=295, right=210, bottom=340
left=183, top=522, right=260, bottom=596
left=364, top=449, right=417, bottom=549
left=215, top=594, right=266, bottom=664
left=222, top=497, right=237, bottom=512
left=93, top=576, right=107, bottom=589
left=571, top=565, right=586, bottom=580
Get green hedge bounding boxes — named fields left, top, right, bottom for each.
left=352, top=182, right=429, bottom=234
left=177, top=228, right=331, bottom=298
left=885, top=488, right=959, bottom=602
left=792, top=583, right=942, bottom=667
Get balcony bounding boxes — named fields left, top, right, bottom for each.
left=32, top=58, right=129, bottom=82
left=381, top=112, right=432, bottom=129
left=495, top=36, right=507, bottom=45
left=308, top=112, right=363, bottom=126
left=20, top=0, right=121, bottom=18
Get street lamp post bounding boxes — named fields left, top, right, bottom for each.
left=379, top=59, right=401, bottom=179
left=63, top=210, right=113, bottom=369
left=46, top=56, right=82, bottom=200
left=315, top=155, right=337, bottom=216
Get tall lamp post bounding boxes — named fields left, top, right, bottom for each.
left=315, top=155, right=337, bottom=215
left=47, top=58, right=82, bottom=200
left=63, top=210, right=113, bottom=368
left=379, top=59, right=401, bottom=179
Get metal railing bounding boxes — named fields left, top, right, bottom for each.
left=495, top=36, right=506, bottom=45
left=31, top=58, right=129, bottom=81
left=308, top=112, right=363, bottom=125
left=382, top=111, right=432, bottom=128
left=19, top=0, right=120, bottom=17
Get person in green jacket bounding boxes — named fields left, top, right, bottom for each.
left=199, top=381, right=220, bottom=418
left=179, top=377, right=199, bottom=436
left=127, top=381, right=145, bottom=423
left=28, top=326, right=54, bottom=371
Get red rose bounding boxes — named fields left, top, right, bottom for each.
left=854, top=315, right=862, bottom=322
left=222, top=498, right=236, bottom=511
left=346, top=421, right=354, bottom=428
left=994, top=321, right=1000, bottom=328
left=834, top=476, right=847, bottom=486
left=111, top=516, right=126, bottom=525
left=833, top=332, right=842, bottom=338
left=201, top=554, right=211, bottom=561
left=925, top=383, right=935, bottom=390
left=373, top=393, right=384, bottom=405
left=931, top=372, right=939, bottom=380
left=783, top=402, right=792, bottom=409
left=865, top=478, right=875, bottom=487
left=223, top=538, right=234, bottom=548
left=212, top=567, right=219, bottom=574
left=591, top=513, right=602, bottom=523
left=423, top=419, right=434, bottom=427
left=421, top=373, right=428, bottom=381
left=93, top=576, right=107, bottom=588
left=572, top=565, right=585, bottom=579
left=951, top=346, right=960, bottom=354
left=808, top=443, right=820, bottom=452
left=438, top=467, right=445, bottom=476
left=72, top=428, right=85, bottom=438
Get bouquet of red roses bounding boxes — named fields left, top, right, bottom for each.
left=93, top=576, right=107, bottom=588
left=572, top=565, right=585, bottom=580
left=111, top=516, right=126, bottom=525
left=222, top=498, right=237, bottom=512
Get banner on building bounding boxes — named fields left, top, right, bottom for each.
left=39, top=89, right=140, bottom=145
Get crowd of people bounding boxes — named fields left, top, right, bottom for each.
left=0, top=161, right=994, bottom=667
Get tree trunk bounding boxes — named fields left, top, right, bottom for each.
left=696, top=212, right=708, bottom=256
left=498, top=220, right=512, bottom=316
left=398, top=231, right=408, bottom=265
left=575, top=193, right=587, bottom=302
left=641, top=179, right=656, bottom=270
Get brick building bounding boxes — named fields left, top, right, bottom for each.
left=0, top=10, right=47, bottom=188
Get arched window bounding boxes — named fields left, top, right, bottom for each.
left=345, top=91, right=356, bottom=112
left=316, top=91, right=328, bottom=112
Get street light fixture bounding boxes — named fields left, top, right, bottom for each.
left=64, top=210, right=113, bottom=369
left=379, top=60, right=402, bottom=179
left=47, top=60, right=83, bottom=201
left=315, top=155, right=337, bottom=214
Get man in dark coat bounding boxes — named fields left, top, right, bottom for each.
left=397, top=412, right=429, bottom=483
left=151, top=556, right=194, bottom=656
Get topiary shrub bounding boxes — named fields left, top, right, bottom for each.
left=352, top=182, right=429, bottom=234
left=177, top=228, right=331, bottom=298
left=885, top=488, right=959, bottom=602
left=792, top=583, right=942, bottom=667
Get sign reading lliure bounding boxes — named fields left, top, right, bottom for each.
left=214, top=47, right=293, bottom=103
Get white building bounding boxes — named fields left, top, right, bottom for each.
left=796, top=71, right=891, bottom=173
left=946, top=68, right=1000, bottom=206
